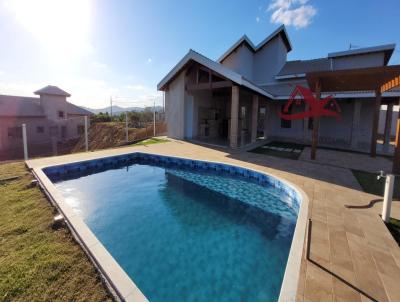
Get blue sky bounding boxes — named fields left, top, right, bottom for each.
left=0, top=0, right=399, bottom=108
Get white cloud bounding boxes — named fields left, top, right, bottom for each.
left=268, top=0, right=316, bottom=29
left=125, top=84, right=147, bottom=91
left=0, top=70, right=5, bottom=76
left=256, top=16, right=260, bottom=23
left=92, top=61, right=107, bottom=69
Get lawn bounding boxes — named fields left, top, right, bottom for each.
left=351, top=169, right=400, bottom=199
left=386, top=217, right=400, bottom=246
left=132, top=137, right=169, bottom=146
left=0, top=162, right=112, bottom=302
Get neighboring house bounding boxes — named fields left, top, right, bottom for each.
left=0, top=85, right=91, bottom=154
left=158, top=25, right=400, bottom=153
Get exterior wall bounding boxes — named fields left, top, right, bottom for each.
left=0, top=117, right=50, bottom=151
left=0, top=115, right=86, bottom=152
left=318, top=100, right=355, bottom=146
left=165, top=72, right=186, bottom=139
left=266, top=102, right=307, bottom=142
left=253, top=36, right=287, bottom=85
left=265, top=99, right=375, bottom=152
left=332, top=52, right=384, bottom=70
left=40, top=94, right=69, bottom=121
left=221, top=44, right=254, bottom=80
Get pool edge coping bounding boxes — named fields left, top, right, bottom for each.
left=29, top=151, right=309, bottom=302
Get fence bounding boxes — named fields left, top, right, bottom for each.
left=0, top=111, right=167, bottom=161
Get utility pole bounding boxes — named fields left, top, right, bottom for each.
left=110, top=96, right=113, bottom=117
left=125, top=111, right=129, bottom=142
left=153, top=100, right=156, bottom=137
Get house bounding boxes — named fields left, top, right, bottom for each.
left=0, top=85, right=91, bottom=155
left=157, top=25, right=400, bottom=154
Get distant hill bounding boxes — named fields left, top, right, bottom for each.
left=82, top=105, right=164, bottom=115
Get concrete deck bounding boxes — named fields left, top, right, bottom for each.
left=26, top=140, right=400, bottom=302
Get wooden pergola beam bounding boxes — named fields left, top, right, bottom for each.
left=311, top=78, right=321, bottom=160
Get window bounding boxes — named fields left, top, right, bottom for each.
left=36, top=126, right=44, bottom=133
left=58, top=111, right=65, bottom=119
left=280, top=105, right=292, bottom=129
left=8, top=127, right=22, bottom=138
left=77, top=125, right=85, bottom=135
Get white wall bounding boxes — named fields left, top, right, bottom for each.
left=221, top=44, right=254, bottom=81
left=165, top=72, right=186, bottom=139
left=253, top=36, right=287, bottom=85
left=40, top=94, right=69, bottom=121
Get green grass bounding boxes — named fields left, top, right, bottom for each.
left=0, top=162, right=112, bottom=302
left=249, top=141, right=305, bottom=160
left=386, top=218, right=400, bottom=246
left=132, top=137, right=169, bottom=146
left=351, top=169, right=400, bottom=199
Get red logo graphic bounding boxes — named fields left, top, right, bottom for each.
left=279, top=85, right=341, bottom=120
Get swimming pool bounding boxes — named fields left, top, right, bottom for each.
left=40, top=153, right=306, bottom=302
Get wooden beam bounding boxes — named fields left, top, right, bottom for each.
left=187, top=81, right=232, bottom=91
left=311, top=79, right=321, bottom=160
left=393, top=119, right=400, bottom=173
left=370, top=90, right=382, bottom=157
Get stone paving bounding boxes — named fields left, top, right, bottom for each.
left=26, top=140, right=400, bottom=302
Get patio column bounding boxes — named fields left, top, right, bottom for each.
left=393, top=98, right=400, bottom=173
left=251, top=95, right=259, bottom=143
left=383, top=102, right=394, bottom=151
left=311, top=79, right=321, bottom=160
left=350, top=100, right=362, bottom=149
left=230, top=85, right=239, bottom=148
left=370, top=90, right=382, bottom=157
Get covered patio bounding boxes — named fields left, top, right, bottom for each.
left=157, top=50, right=271, bottom=149
left=306, top=65, right=400, bottom=170
left=184, top=63, right=269, bottom=149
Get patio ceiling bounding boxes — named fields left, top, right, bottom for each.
left=306, top=65, right=400, bottom=92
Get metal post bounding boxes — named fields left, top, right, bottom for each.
left=382, top=174, right=395, bottom=223
left=22, top=123, right=28, bottom=160
left=84, top=116, right=89, bottom=152
left=153, top=101, right=156, bottom=137
left=125, top=111, right=129, bottom=142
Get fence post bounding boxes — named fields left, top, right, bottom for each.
left=125, top=111, right=129, bottom=143
left=382, top=174, right=395, bottom=223
left=84, top=116, right=89, bottom=152
left=22, top=123, right=28, bottom=160
left=153, top=101, right=156, bottom=137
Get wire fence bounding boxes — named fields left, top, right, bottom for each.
left=0, top=108, right=167, bottom=161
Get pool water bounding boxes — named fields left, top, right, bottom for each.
left=52, top=161, right=297, bottom=302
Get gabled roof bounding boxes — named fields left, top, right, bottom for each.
left=67, top=103, right=93, bottom=115
left=157, top=49, right=274, bottom=98
left=276, top=58, right=331, bottom=78
left=328, top=44, right=395, bottom=65
left=0, top=94, right=92, bottom=117
left=34, top=85, right=71, bottom=97
left=0, top=95, right=44, bottom=117
left=218, top=25, right=292, bottom=63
